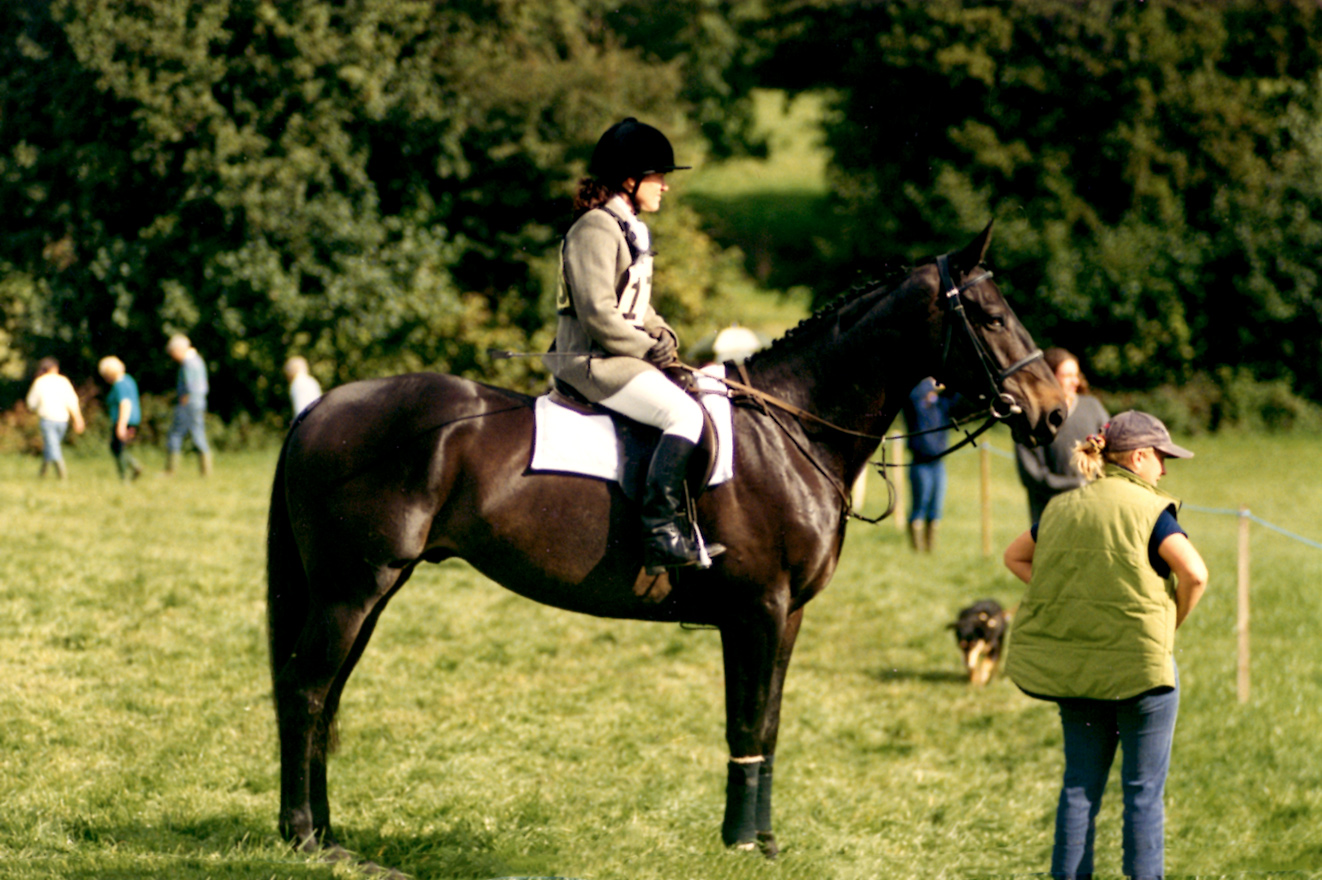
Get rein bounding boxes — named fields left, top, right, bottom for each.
left=673, top=362, right=996, bottom=526
left=674, top=253, right=1043, bottom=524
left=509, top=252, right=1045, bottom=526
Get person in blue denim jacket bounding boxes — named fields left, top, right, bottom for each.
left=164, top=334, right=211, bottom=476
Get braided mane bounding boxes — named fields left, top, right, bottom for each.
left=752, top=257, right=937, bottom=364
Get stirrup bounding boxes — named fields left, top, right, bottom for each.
left=643, top=522, right=725, bottom=575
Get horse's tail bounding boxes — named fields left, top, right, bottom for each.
left=266, top=434, right=308, bottom=691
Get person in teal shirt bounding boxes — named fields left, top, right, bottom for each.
left=99, top=356, right=143, bottom=481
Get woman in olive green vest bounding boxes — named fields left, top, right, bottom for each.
left=1002, top=410, right=1209, bottom=880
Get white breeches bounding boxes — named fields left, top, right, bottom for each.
left=598, top=369, right=704, bottom=444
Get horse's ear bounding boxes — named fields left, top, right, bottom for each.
left=954, top=220, right=994, bottom=272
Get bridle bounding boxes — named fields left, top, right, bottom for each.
left=820, top=254, right=1049, bottom=522
left=685, top=255, right=1041, bottom=450
left=727, top=253, right=1045, bottom=524
left=935, top=252, right=1044, bottom=422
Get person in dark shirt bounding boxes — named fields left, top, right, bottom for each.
left=1015, top=348, right=1109, bottom=522
left=901, top=377, right=956, bottom=552
left=98, top=356, right=143, bottom=481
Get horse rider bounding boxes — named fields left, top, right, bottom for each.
left=548, top=117, right=724, bottom=574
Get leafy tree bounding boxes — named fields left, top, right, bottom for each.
left=0, top=0, right=757, bottom=415
left=745, top=0, right=1322, bottom=402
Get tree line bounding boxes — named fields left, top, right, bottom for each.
left=3, top=0, right=1320, bottom=420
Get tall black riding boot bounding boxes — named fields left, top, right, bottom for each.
left=640, top=434, right=725, bottom=574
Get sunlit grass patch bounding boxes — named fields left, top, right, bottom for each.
left=0, top=429, right=1317, bottom=878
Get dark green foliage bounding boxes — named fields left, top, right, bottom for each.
left=747, top=0, right=1322, bottom=403
left=5, top=0, right=1322, bottom=420
left=0, top=0, right=749, bottom=416
left=1099, top=369, right=1322, bottom=437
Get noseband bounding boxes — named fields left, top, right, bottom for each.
left=936, top=252, right=1043, bottom=420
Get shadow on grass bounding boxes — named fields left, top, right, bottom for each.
left=43, top=825, right=512, bottom=880
left=43, top=815, right=493, bottom=880
left=871, top=667, right=969, bottom=684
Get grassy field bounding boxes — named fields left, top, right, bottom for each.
left=0, top=429, right=1318, bottom=880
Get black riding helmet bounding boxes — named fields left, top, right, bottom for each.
left=588, top=117, right=691, bottom=186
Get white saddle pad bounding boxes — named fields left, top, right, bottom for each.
left=530, top=364, right=735, bottom=486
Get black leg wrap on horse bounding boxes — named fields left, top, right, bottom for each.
left=721, top=758, right=761, bottom=847
left=756, top=754, right=774, bottom=830
left=756, top=754, right=778, bottom=857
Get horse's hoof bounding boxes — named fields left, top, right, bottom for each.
left=728, top=841, right=758, bottom=853
left=757, top=831, right=780, bottom=859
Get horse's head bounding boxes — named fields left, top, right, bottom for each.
left=930, top=222, right=1066, bottom=448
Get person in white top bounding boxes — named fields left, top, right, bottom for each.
left=283, top=356, right=323, bottom=417
left=26, top=357, right=85, bottom=478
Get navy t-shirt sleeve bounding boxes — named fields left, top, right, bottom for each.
left=1029, top=507, right=1185, bottom=578
left=1148, top=507, right=1186, bottom=578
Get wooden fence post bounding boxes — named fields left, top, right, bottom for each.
left=892, top=437, right=906, bottom=531
left=1237, top=507, right=1251, bottom=705
left=980, top=445, right=992, bottom=558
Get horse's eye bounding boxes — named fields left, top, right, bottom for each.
left=986, top=314, right=1006, bottom=329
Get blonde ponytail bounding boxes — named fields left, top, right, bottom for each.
left=1070, top=433, right=1109, bottom=481
left=1071, top=431, right=1140, bottom=482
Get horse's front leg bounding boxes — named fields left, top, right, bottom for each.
left=719, top=601, right=803, bottom=856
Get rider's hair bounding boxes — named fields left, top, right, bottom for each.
left=573, top=177, right=621, bottom=217
left=1071, top=432, right=1143, bottom=482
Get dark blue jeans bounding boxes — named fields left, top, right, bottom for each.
left=1052, top=663, right=1179, bottom=880
left=908, top=461, right=946, bottom=522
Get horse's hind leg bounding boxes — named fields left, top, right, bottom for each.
left=303, top=576, right=407, bottom=841
left=275, top=566, right=400, bottom=851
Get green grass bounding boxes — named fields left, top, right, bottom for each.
left=0, top=432, right=1318, bottom=879
left=685, top=90, right=844, bottom=294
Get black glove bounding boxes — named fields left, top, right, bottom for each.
left=645, top=332, right=677, bottom=367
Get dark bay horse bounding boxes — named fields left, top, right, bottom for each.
left=267, top=223, right=1066, bottom=862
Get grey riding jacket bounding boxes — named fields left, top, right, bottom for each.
left=550, top=196, right=678, bottom=402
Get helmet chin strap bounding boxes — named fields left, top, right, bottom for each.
left=625, top=177, right=643, bottom=214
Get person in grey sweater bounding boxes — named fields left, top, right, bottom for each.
left=1015, top=347, right=1109, bottom=522
left=548, top=118, right=723, bottom=574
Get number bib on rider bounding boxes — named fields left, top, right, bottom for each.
left=619, top=254, right=653, bottom=328
left=556, top=203, right=654, bottom=326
